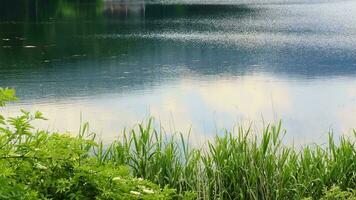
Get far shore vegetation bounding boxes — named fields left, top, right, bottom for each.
left=0, top=87, right=355, bottom=199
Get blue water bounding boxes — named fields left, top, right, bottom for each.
left=1, top=0, right=356, bottom=145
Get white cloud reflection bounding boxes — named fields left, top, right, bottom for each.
left=3, top=74, right=356, bottom=146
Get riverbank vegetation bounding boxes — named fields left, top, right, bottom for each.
left=0, top=88, right=355, bottom=199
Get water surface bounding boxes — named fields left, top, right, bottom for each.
left=1, top=0, right=356, bottom=145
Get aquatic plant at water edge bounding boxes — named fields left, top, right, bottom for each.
left=100, top=119, right=355, bottom=199
left=0, top=87, right=355, bottom=199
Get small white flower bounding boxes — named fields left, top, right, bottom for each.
left=142, top=188, right=154, bottom=194
left=138, top=185, right=146, bottom=189
left=35, top=163, right=48, bottom=170
left=130, top=191, right=141, bottom=195
left=112, top=177, right=122, bottom=181
left=137, top=178, right=143, bottom=181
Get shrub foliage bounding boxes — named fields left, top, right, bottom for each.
left=0, top=88, right=176, bottom=199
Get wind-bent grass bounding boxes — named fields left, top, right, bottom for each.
left=94, top=119, right=356, bottom=200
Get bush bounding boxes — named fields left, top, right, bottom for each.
left=304, top=186, right=356, bottom=200
left=0, top=88, right=176, bottom=199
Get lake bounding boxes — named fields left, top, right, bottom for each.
left=1, top=0, right=356, bottom=145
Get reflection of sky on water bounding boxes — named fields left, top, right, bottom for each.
left=1, top=0, right=356, bottom=145
left=4, top=74, right=356, bottom=146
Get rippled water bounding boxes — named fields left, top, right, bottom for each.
left=1, top=0, right=356, bottom=145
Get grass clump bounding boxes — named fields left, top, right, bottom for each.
left=1, top=87, right=356, bottom=199
left=103, top=121, right=355, bottom=200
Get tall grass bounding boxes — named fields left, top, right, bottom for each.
left=96, top=119, right=356, bottom=200
left=1, top=88, right=355, bottom=199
